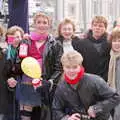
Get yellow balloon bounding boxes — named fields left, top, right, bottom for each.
left=21, top=57, right=41, bottom=79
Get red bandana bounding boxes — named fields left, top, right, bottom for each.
left=64, top=67, right=84, bottom=84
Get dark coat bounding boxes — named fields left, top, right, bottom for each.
left=52, top=73, right=120, bottom=120
left=42, top=35, right=63, bottom=84
left=0, top=51, right=14, bottom=114
left=75, top=31, right=111, bottom=81
left=40, top=35, right=63, bottom=104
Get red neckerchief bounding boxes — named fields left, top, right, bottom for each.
left=64, top=67, right=84, bottom=84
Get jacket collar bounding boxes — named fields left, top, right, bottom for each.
left=86, top=30, right=108, bottom=43
left=47, top=34, right=55, bottom=43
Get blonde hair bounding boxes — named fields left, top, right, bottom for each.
left=61, top=51, right=83, bottom=66
left=109, top=27, right=120, bottom=42
left=0, top=25, right=6, bottom=36
left=58, top=18, right=75, bottom=36
left=33, top=12, right=51, bottom=25
left=6, top=25, right=24, bottom=37
left=92, top=16, right=108, bottom=28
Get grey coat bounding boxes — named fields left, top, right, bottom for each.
left=52, top=73, right=120, bottom=120
left=113, top=58, right=120, bottom=120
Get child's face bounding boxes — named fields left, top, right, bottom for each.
left=92, top=22, right=106, bottom=39
left=12, top=31, right=22, bottom=48
left=63, top=64, right=80, bottom=79
left=112, top=38, right=120, bottom=52
left=7, top=31, right=22, bottom=48
left=60, top=23, right=74, bottom=40
left=34, top=16, right=49, bottom=34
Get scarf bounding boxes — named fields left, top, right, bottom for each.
left=108, top=50, right=120, bottom=88
left=7, top=45, right=17, bottom=61
left=64, top=67, right=84, bottom=84
left=30, top=32, right=48, bottom=41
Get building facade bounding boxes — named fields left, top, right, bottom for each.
left=1, top=0, right=120, bottom=32
left=55, top=0, right=120, bottom=32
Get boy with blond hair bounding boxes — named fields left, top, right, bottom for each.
left=52, top=50, right=120, bottom=120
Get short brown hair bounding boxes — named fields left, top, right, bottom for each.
left=109, top=27, right=120, bottom=42
left=33, top=12, right=51, bottom=25
left=92, top=16, right=108, bottom=28
left=58, top=18, right=75, bottom=36
left=61, top=50, right=83, bottom=66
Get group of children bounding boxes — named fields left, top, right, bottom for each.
left=0, top=12, right=63, bottom=120
left=0, top=11, right=120, bottom=120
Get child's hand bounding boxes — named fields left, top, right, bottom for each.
left=87, top=106, right=96, bottom=118
left=7, top=77, right=17, bottom=88
left=32, top=79, right=42, bottom=90
left=68, top=113, right=81, bottom=120
left=23, top=33, right=30, bottom=40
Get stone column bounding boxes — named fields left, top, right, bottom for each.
left=56, top=0, right=64, bottom=23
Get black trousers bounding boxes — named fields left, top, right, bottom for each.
left=31, top=107, right=41, bottom=120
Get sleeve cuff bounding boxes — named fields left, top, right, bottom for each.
left=8, top=86, right=15, bottom=91
left=48, top=79, right=54, bottom=91
left=61, top=115, right=70, bottom=120
left=92, top=105, right=103, bottom=114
